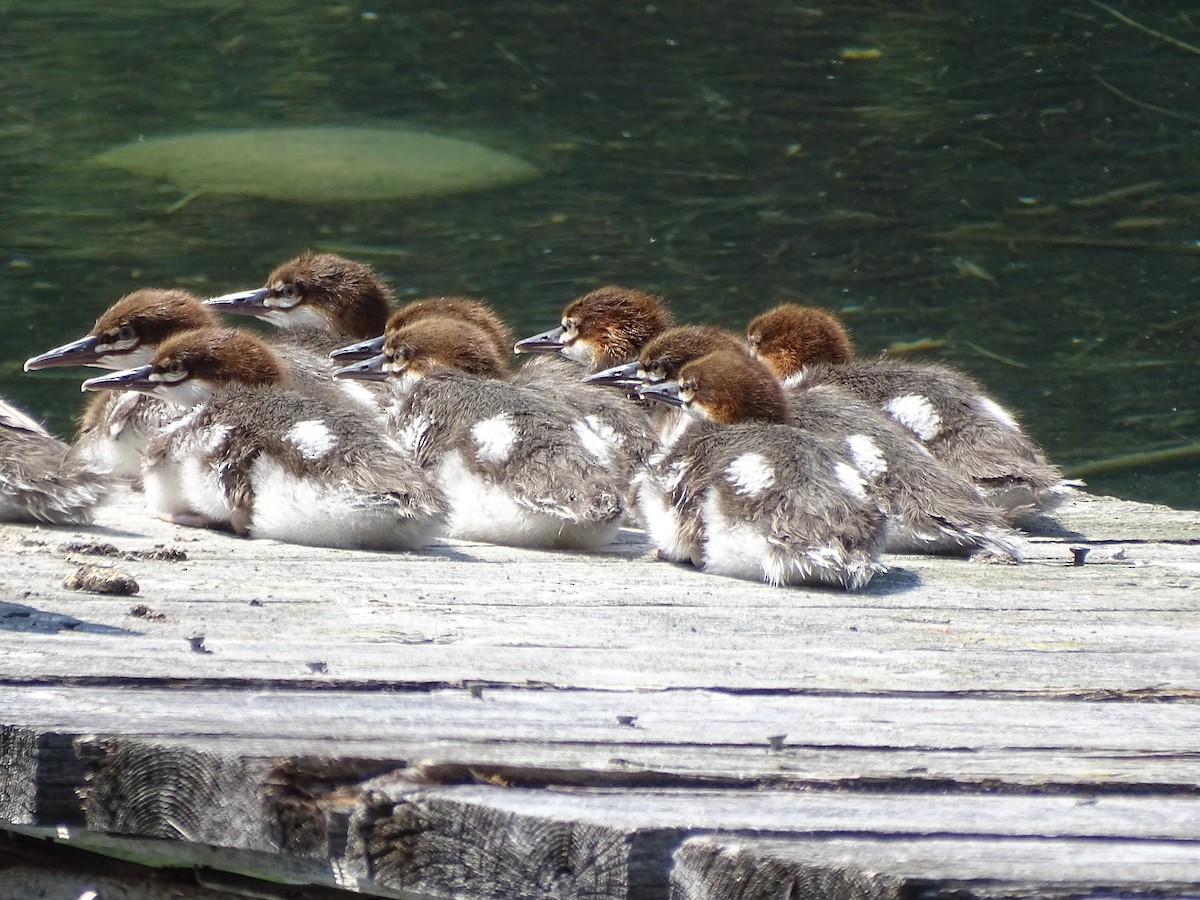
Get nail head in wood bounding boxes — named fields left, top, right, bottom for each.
left=186, top=633, right=210, bottom=654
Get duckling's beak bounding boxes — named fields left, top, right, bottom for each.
left=24, top=335, right=106, bottom=371
left=636, top=379, right=685, bottom=407
left=332, top=354, right=391, bottom=382
left=330, top=335, right=385, bottom=363
left=204, top=287, right=271, bottom=315
left=81, top=365, right=156, bottom=394
left=513, top=325, right=565, bottom=354
left=583, top=360, right=641, bottom=389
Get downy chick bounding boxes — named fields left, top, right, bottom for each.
left=637, top=349, right=888, bottom=590
left=82, top=328, right=446, bottom=550
left=24, top=288, right=218, bottom=478
left=513, top=285, right=668, bottom=497
left=335, top=316, right=627, bottom=550
left=206, top=251, right=392, bottom=353
left=747, top=304, right=1074, bottom=521
left=599, top=326, right=1022, bottom=558
left=0, top=395, right=108, bottom=524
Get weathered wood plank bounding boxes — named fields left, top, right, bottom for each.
left=6, top=632, right=1200, bottom=694
left=11, top=724, right=1200, bottom=841
left=355, top=783, right=1200, bottom=841
left=342, top=784, right=1200, bottom=898
left=1, top=489, right=1199, bottom=898
left=670, top=834, right=1200, bottom=900
left=2, top=488, right=1197, bottom=698
left=5, top=685, right=1200, bottom=827
left=5, top=685, right=1200, bottom=762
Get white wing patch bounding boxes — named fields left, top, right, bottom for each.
left=585, top=414, right=623, bottom=448
left=974, top=395, right=1020, bottom=431
left=337, top=379, right=381, bottom=411
left=725, top=452, right=775, bottom=497
left=885, top=394, right=942, bottom=441
left=845, top=434, right=887, bottom=480
left=471, top=413, right=518, bottom=464
left=573, top=419, right=613, bottom=466
left=834, top=461, right=868, bottom=501
left=285, top=419, right=337, bottom=460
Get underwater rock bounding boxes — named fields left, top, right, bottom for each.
left=90, top=126, right=540, bottom=202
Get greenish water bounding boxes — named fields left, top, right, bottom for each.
left=1, top=2, right=1196, bottom=508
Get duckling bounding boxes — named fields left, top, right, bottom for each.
left=514, top=285, right=672, bottom=370
left=82, top=328, right=446, bottom=550
left=587, top=325, right=744, bottom=390
left=636, top=349, right=888, bottom=589
left=0, top=396, right=108, bottom=524
left=746, top=304, right=1074, bottom=520
left=206, top=251, right=392, bottom=353
left=334, top=316, right=626, bottom=550
left=330, top=294, right=513, bottom=365
left=25, top=288, right=216, bottom=373
left=513, top=285, right=665, bottom=493
left=387, top=295, right=513, bottom=358
left=586, top=324, right=749, bottom=446
left=24, top=289, right=219, bottom=479
left=607, top=326, right=1021, bottom=558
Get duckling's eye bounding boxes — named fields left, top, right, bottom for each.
left=278, top=284, right=300, bottom=300
left=647, top=362, right=666, bottom=381
left=158, top=360, right=188, bottom=383
left=560, top=319, right=577, bottom=337
left=116, top=324, right=137, bottom=344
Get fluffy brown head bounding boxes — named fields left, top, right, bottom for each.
left=637, top=325, right=748, bottom=384
left=745, top=304, right=855, bottom=378
left=383, top=316, right=509, bottom=380
left=559, top=286, right=671, bottom=369
left=151, top=327, right=284, bottom=388
left=677, top=350, right=789, bottom=425
left=263, top=252, right=393, bottom=338
left=386, top=297, right=513, bottom=361
left=91, top=288, right=217, bottom=350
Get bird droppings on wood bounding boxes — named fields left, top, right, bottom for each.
left=61, top=564, right=138, bottom=596
left=127, top=604, right=165, bottom=621
left=126, top=545, right=188, bottom=562
left=57, top=541, right=185, bottom=562
left=59, top=541, right=120, bottom=557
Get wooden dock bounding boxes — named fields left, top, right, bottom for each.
left=2, top=486, right=1199, bottom=899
